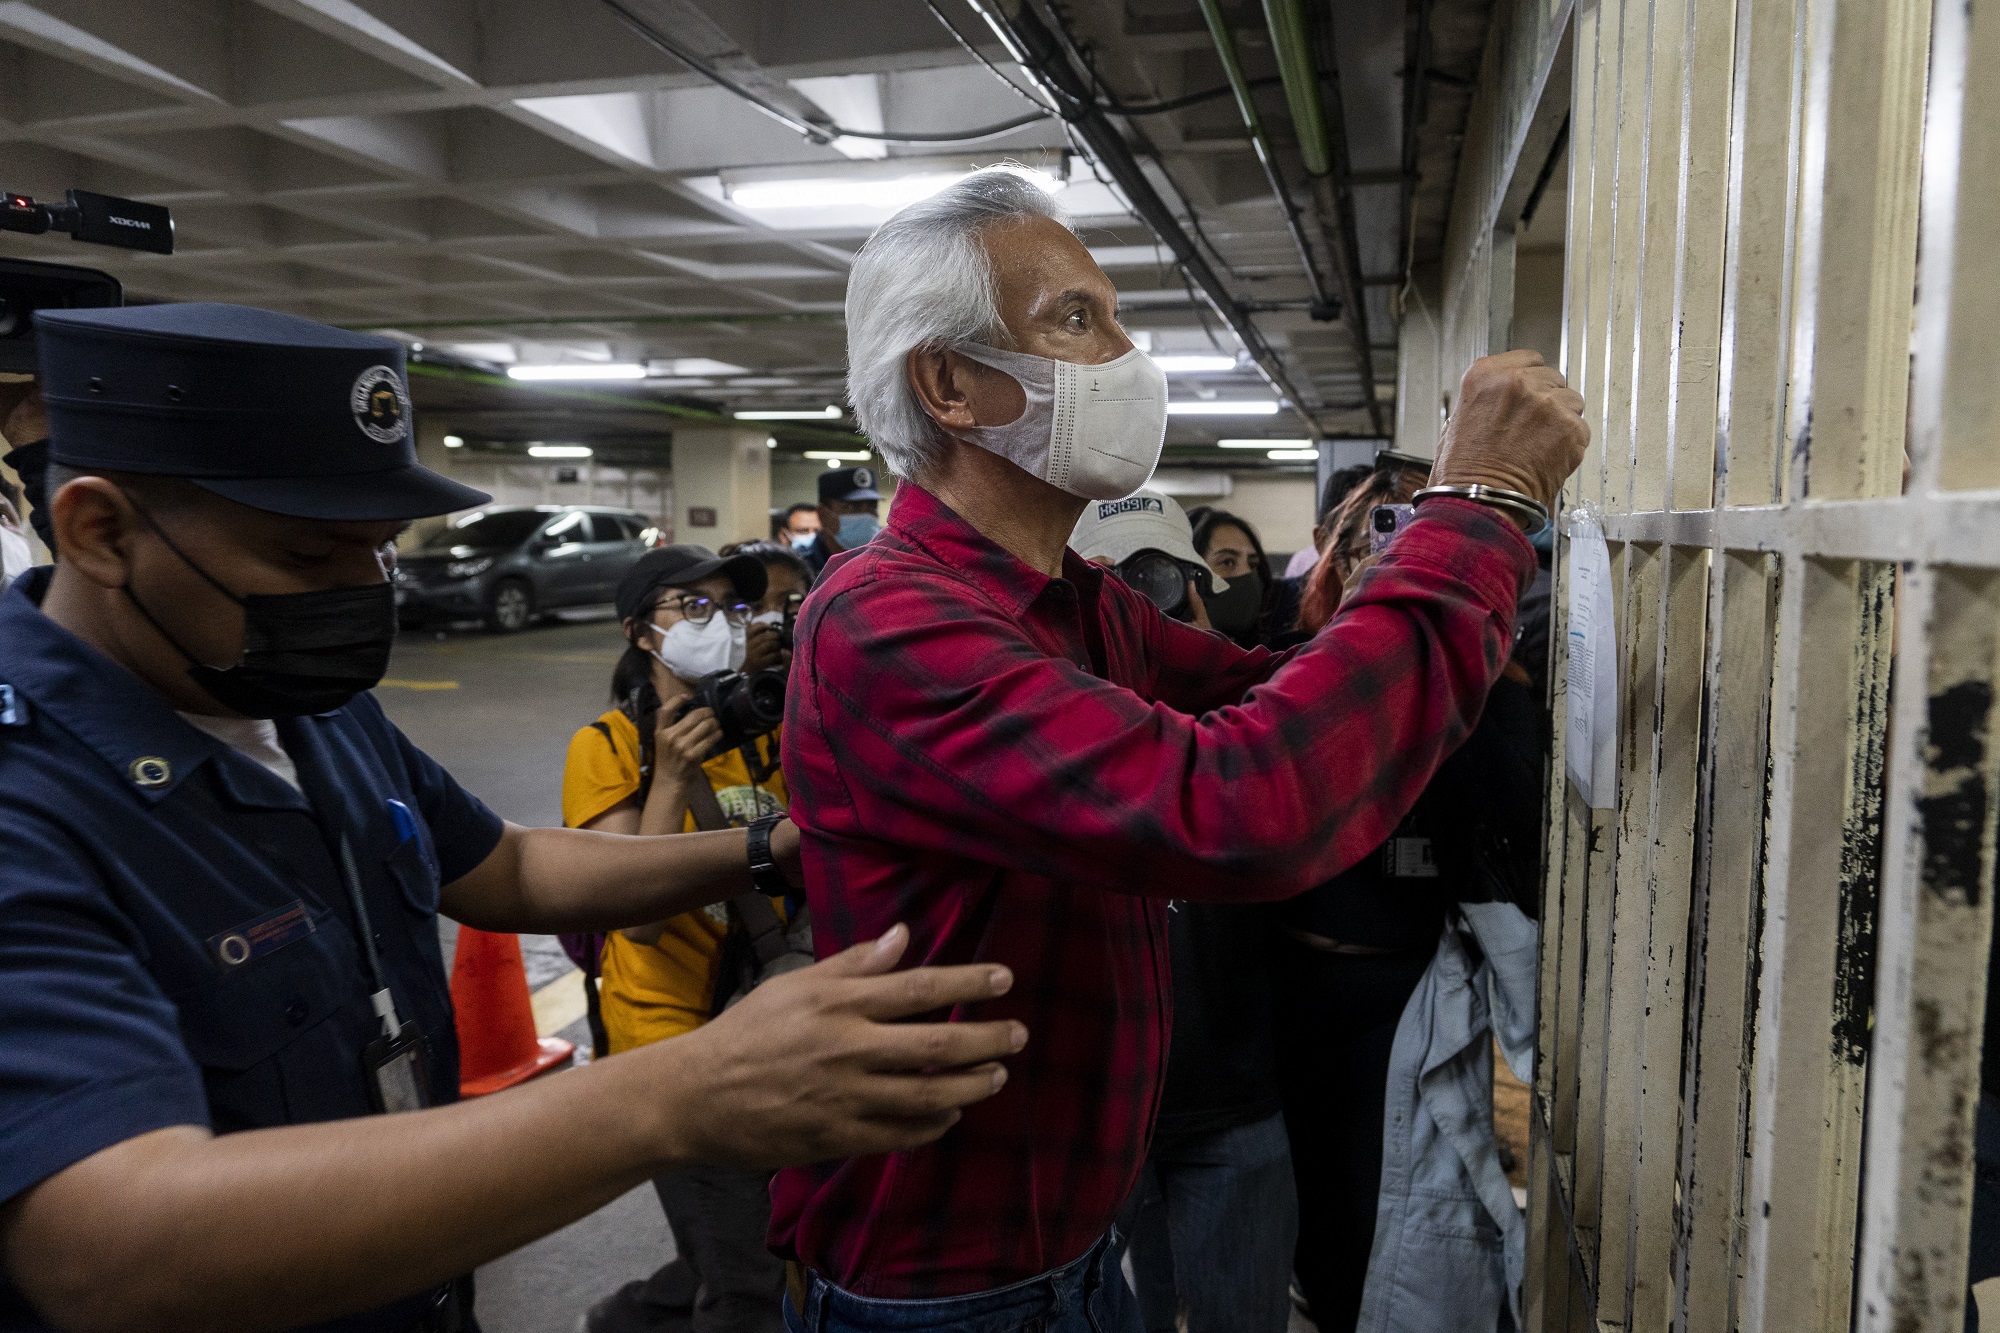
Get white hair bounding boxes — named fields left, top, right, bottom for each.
left=845, top=168, right=1072, bottom=480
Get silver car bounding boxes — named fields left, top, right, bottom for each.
left=393, top=505, right=664, bottom=633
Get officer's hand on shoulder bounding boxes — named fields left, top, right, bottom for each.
left=658, top=925, right=1025, bottom=1167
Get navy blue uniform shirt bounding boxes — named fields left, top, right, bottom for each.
left=0, top=569, right=504, bottom=1332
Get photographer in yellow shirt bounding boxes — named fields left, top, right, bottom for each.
left=562, top=541, right=810, bottom=1333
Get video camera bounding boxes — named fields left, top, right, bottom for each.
left=676, top=667, right=787, bottom=756
left=1, top=189, right=176, bottom=373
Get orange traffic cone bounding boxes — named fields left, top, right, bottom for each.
left=450, top=926, right=574, bottom=1097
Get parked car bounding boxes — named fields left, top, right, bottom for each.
left=394, top=505, right=664, bottom=632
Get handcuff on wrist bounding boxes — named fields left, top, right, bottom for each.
left=746, top=813, right=791, bottom=897
left=1411, top=483, right=1551, bottom=535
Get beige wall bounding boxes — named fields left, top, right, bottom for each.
left=1211, top=474, right=1316, bottom=563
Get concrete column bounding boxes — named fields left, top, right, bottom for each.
left=671, top=425, right=772, bottom=547
left=1394, top=263, right=1445, bottom=458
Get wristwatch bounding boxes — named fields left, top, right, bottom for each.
left=746, top=813, right=792, bottom=896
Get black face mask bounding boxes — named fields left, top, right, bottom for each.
left=123, top=503, right=397, bottom=719
left=1203, top=570, right=1265, bottom=640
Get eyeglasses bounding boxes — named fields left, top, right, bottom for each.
left=656, top=594, right=755, bottom=626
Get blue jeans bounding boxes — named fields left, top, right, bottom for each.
left=782, top=1232, right=1139, bottom=1333
left=1114, top=1113, right=1298, bottom=1333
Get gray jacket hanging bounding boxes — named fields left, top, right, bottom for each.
left=1357, top=900, right=1539, bottom=1333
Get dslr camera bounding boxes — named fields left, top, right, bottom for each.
left=1115, top=548, right=1210, bottom=623
left=1, top=189, right=175, bottom=373
left=676, top=667, right=787, bottom=755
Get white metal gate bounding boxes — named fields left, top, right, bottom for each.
left=1520, top=0, right=2000, bottom=1328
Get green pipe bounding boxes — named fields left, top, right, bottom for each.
left=1195, top=0, right=1333, bottom=310
left=1261, top=0, right=1331, bottom=177
left=1196, top=0, right=1272, bottom=150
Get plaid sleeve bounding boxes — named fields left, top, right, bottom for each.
left=807, top=497, right=1533, bottom=902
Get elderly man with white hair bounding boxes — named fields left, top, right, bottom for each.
left=772, top=169, right=1588, bottom=1333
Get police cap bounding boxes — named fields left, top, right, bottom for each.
left=817, top=465, right=882, bottom=505
left=34, top=302, right=490, bottom=521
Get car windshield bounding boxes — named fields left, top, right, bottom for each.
left=424, top=510, right=545, bottom=551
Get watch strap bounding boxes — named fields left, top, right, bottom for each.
left=746, top=812, right=790, bottom=897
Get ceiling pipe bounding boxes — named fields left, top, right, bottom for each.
left=962, top=0, right=1325, bottom=441
left=1192, top=0, right=1336, bottom=317
left=1260, top=0, right=1385, bottom=434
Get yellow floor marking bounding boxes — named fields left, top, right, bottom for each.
left=377, top=678, right=460, bottom=690
left=530, top=966, right=590, bottom=1038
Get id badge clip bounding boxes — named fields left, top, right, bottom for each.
left=340, top=833, right=432, bottom=1114
left=364, top=989, right=430, bottom=1114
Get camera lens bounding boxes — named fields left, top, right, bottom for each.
left=741, top=670, right=786, bottom=728
left=1117, top=550, right=1190, bottom=615
left=1372, top=506, right=1399, bottom=533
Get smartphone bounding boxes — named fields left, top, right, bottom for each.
left=1369, top=504, right=1415, bottom=555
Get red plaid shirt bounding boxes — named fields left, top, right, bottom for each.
left=772, top=482, right=1533, bottom=1298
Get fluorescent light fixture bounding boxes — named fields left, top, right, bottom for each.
left=804, top=450, right=873, bottom=462
left=1266, top=449, right=1321, bottom=461
left=1152, top=354, right=1239, bottom=374
left=527, top=444, right=592, bottom=459
left=734, top=406, right=843, bottom=420
left=727, top=166, right=1064, bottom=212
left=656, top=358, right=749, bottom=377
left=442, top=435, right=464, bottom=448
left=1165, top=401, right=1282, bottom=416
left=508, top=364, right=646, bottom=381
left=444, top=341, right=517, bottom=363
left=1216, top=438, right=1314, bottom=449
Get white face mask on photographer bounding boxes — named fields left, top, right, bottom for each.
left=0, top=524, right=31, bottom=581
left=947, top=342, right=1169, bottom=501
left=652, top=614, right=745, bottom=682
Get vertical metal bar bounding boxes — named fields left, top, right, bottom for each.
left=1583, top=0, right=1625, bottom=510
left=1576, top=544, right=1631, bottom=1287
left=1599, top=541, right=1664, bottom=1312
left=1778, top=0, right=1930, bottom=504
left=1711, top=0, right=1806, bottom=509
left=1672, top=551, right=1779, bottom=1332
left=1628, top=0, right=1690, bottom=517
left=1598, top=0, right=1650, bottom=514
left=1627, top=544, right=1709, bottom=1328
left=1739, top=556, right=1894, bottom=1333
left=1659, top=0, right=1734, bottom=515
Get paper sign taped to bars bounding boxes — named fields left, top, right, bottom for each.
left=1564, top=511, right=1618, bottom=808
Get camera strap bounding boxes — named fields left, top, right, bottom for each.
left=683, top=777, right=792, bottom=969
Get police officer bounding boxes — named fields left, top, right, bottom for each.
left=799, top=465, right=883, bottom=577
left=0, top=304, right=1025, bottom=1333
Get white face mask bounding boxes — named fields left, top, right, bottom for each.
left=948, top=343, right=1169, bottom=500
left=652, top=613, right=746, bottom=682
left=749, top=610, right=785, bottom=628
left=0, top=524, right=30, bottom=581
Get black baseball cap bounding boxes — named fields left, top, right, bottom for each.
left=818, top=464, right=883, bottom=504
left=614, top=545, right=767, bottom=622
left=33, top=302, right=490, bottom=521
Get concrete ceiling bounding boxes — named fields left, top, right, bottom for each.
left=0, top=0, right=1432, bottom=466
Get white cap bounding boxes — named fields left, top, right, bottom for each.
left=1069, top=489, right=1226, bottom=593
